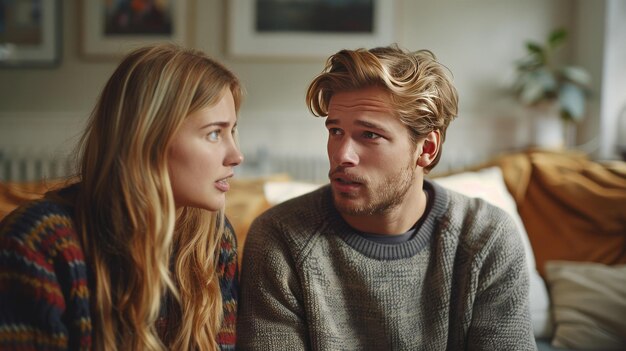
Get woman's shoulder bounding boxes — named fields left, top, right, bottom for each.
left=223, top=216, right=237, bottom=246
left=1, top=196, right=75, bottom=227
left=0, top=196, right=78, bottom=255
left=220, top=216, right=238, bottom=261
left=218, top=216, right=238, bottom=280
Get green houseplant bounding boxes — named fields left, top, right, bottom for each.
left=513, top=28, right=591, bottom=122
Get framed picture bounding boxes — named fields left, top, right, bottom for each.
left=80, top=0, right=190, bottom=59
left=227, top=0, right=397, bottom=59
left=0, top=0, right=62, bottom=68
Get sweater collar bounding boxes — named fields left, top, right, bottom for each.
left=322, top=179, right=449, bottom=260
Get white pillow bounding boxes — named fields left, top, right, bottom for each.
left=263, top=181, right=322, bottom=206
left=433, top=167, right=552, bottom=337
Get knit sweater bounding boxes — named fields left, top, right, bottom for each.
left=0, top=196, right=238, bottom=350
left=238, top=180, right=536, bottom=350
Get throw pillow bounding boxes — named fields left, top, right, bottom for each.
left=544, top=261, right=626, bottom=350
left=263, top=180, right=323, bottom=206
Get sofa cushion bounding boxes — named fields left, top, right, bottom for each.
left=544, top=261, right=626, bottom=350
left=494, top=151, right=626, bottom=276
left=0, top=179, right=66, bottom=218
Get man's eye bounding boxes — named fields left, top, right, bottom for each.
left=207, top=130, right=221, bottom=141
left=363, top=131, right=381, bottom=139
left=329, top=128, right=343, bottom=136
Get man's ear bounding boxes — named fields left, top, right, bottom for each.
left=417, top=130, right=441, bottom=168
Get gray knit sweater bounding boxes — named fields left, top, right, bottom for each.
left=237, top=180, right=536, bottom=350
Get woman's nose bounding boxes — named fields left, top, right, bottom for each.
left=226, top=142, right=244, bottom=167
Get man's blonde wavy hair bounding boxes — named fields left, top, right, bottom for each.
left=306, top=44, right=459, bottom=172
left=73, top=44, right=242, bottom=350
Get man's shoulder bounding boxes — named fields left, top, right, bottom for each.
left=438, top=183, right=513, bottom=227
left=438, top=186, right=519, bottom=254
left=246, top=185, right=331, bottom=251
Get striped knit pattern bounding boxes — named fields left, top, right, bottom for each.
left=0, top=199, right=91, bottom=351
left=238, top=181, right=537, bottom=350
left=217, top=220, right=239, bottom=350
left=0, top=198, right=239, bottom=350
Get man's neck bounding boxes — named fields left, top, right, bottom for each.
left=340, top=181, right=428, bottom=235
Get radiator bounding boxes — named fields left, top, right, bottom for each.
left=0, top=148, right=489, bottom=183
left=235, top=148, right=495, bottom=183
left=0, top=149, right=329, bottom=183
left=237, top=150, right=329, bottom=183
left=0, top=151, right=73, bottom=182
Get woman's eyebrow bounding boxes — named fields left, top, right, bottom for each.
left=199, top=121, right=230, bottom=129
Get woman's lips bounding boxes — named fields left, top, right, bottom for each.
left=215, top=177, right=231, bottom=192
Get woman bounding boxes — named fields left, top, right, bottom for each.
left=0, top=44, right=243, bottom=350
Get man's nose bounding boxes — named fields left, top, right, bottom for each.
left=331, top=138, right=359, bottom=166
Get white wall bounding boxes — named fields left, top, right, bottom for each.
left=599, top=0, right=626, bottom=158
left=574, top=0, right=606, bottom=156
left=0, top=0, right=618, bottom=178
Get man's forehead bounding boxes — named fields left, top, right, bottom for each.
left=328, top=88, right=393, bottom=114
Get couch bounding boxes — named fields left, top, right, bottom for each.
left=2, top=150, right=625, bottom=350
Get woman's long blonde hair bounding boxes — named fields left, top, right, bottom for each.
left=74, top=44, right=242, bottom=350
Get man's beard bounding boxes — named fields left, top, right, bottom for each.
left=331, top=161, right=416, bottom=216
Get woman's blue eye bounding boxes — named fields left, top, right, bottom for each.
left=207, top=130, right=221, bottom=141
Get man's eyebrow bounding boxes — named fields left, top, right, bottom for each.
left=355, top=120, right=387, bottom=131
left=325, top=118, right=390, bottom=133
left=325, top=118, right=339, bottom=127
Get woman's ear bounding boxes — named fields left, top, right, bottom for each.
left=417, top=130, right=441, bottom=168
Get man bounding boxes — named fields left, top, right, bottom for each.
left=238, top=45, right=536, bottom=350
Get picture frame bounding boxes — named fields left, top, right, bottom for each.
left=80, top=1, right=190, bottom=59
left=227, top=0, right=397, bottom=59
left=0, top=0, right=62, bottom=68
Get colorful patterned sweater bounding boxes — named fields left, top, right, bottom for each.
left=0, top=197, right=238, bottom=350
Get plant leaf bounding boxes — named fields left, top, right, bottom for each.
left=515, top=68, right=558, bottom=105
left=559, top=83, right=586, bottom=121
left=526, top=42, right=544, bottom=58
left=549, top=28, right=567, bottom=49
left=560, top=66, right=591, bottom=87
left=519, top=78, right=546, bottom=105
left=516, top=57, right=541, bottom=71
left=534, top=68, right=558, bottom=91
